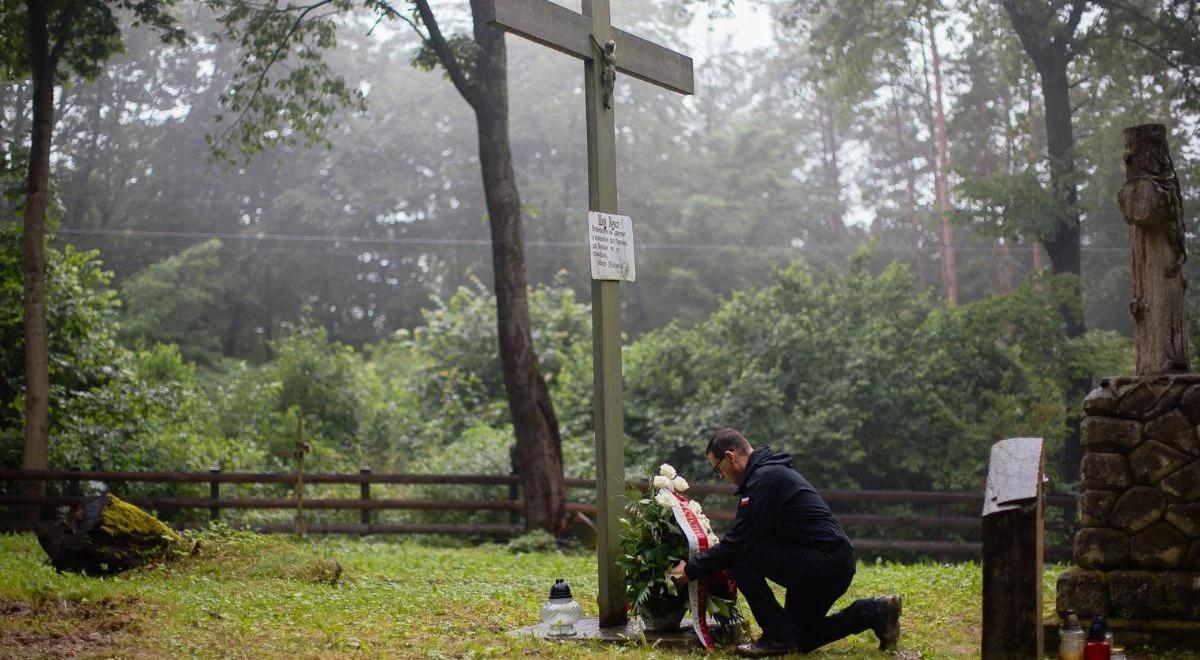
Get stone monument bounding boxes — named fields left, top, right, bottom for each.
left=1056, top=124, right=1200, bottom=648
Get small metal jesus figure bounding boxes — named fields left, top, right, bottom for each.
left=591, top=36, right=617, bottom=109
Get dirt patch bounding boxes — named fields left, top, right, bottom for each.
left=0, top=595, right=139, bottom=658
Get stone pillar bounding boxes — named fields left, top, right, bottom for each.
left=1056, top=126, right=1200, bottom=648
left=1057, top=377, right=1200, bottom=640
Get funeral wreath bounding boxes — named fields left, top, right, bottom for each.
left=617, top=464, right=746, bottom=643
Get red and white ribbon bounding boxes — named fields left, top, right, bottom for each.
left=663, top=488, right=714, bottom=649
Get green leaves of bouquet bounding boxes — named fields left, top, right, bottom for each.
left=617, top=464, right=690, bottom=615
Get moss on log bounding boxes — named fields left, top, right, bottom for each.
left=37, top=494, right=183, bottom=574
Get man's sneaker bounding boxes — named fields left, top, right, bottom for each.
left=734, top=637, right=798, bottom=658
left=872, top=594, right=902, bottom=651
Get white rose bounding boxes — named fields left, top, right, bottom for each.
left=672, top=476, right=689, bottom=493
left=686, top=500, right=703, bottom=515
left=654, top=491, right=674, bottom=508
left=659, top=464, right=677, bottom=479
left=652, top=475, right=670, bottom=490
left=707, top=533, right=720, bottom=546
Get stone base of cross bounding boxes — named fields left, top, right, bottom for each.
left=1055, top=126, right=1198, bottom=652
left=480, top=0, right=693, bottom=627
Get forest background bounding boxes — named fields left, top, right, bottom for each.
left=2, top=0, right=1199, bottom=514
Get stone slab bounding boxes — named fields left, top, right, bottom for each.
left=1166, top=503, right=1200, bottom=538
left=1161, top=460, right=1200, bottom=501
left=1082, top=417, right=1142, bottom=453
left=1078, top=491, right=1116, bottom=527
left=509, top=616, right=722, bottom=649
left=1109, top=571, right=1165, bottom=619
left=1163, top=572, right=1200, bottom=619
left=982, top=437, right=1043, bottom=516
left=1084, top=385, right=1119, bottom=417
left=1056, top=567, right=1107, bottom=617
left=1115, top=379, right=1186, bottom=421
left=1131, top=522, right=1188, bottom=569
left=1075, top=527, right=1129, bottom=569
left=1081, top=453, right=1132, bottom=491
left=1181, top=383, right=1200, bottom=423
left=1145, top=409, right=1198, bottom=455
left=1110, top=486, right=1164, bottom=533
left=1129, top=439, right=1188, bottom=485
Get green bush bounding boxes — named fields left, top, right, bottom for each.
left=624, top=254, right=1130, bottom=489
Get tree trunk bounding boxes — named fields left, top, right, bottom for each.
left=1038, top=62, right=1082, bottom=297
left=891, top=88, right=926, bottom=291
left=1119, top=123, right=1188, bottom=375
left=1003, top=2, right=1084, bottom=322
left=1002, top=0, right=1088, bottom=480
left=821, top=102, right=846, bottom=240
left=21, top=0, right=55, bottom=510
left=927, top=11, right=958, bottom=306
left=469, top=6, right=566, bottom=533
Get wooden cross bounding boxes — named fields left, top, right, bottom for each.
left=1118, top=123, right=1189, bottom=376
left=479, top=0, right=694, bottom=627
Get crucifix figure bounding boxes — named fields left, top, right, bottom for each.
left=479, top=0, right=694, bottom=627
left=591, top=36, right=617, bottom=109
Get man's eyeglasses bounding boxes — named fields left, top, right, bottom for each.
left=712, top=453, right=729, bottom=476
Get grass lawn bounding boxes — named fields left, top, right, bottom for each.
left=0, top=528, right=1179, bottom=658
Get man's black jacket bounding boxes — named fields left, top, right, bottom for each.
left=684, top=446, right=850, bottom=580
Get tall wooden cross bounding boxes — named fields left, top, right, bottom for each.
left=479, top=0, right=694, bottom=627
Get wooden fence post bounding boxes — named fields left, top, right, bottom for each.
left=981, top=437, right=1045, bottom=659
left=209, top=466, right=221, bottom=522
left=67, top=466, right=81, bottom=517
left=293, top=413, right=309, bottom=538
left=360, top=467, right=371, bottom=528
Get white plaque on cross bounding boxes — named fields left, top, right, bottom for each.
left=588, top=212, right=635, bottom=281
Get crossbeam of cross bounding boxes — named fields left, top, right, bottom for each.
left=480, top=0, right=693, bottom=628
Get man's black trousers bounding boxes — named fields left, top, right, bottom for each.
left=731, top=540, right=878, bottom=651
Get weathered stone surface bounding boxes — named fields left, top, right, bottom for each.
left=1129, top=439, right=1189, bottom=484
left=1117, top=379, right=1185, bottom=421
left=1162, top=460, right=1200, bottom=501
left=1056, top=567, right=1108, bottom=617
left=1145, top=409, right=1199, bottom=455
left=1111, top=486, right=1165, bottom=532
left=1166, top=503, right=1200, bottom=538
left=1082, top=453, right=1132, bottom=491
left=1082, top=417, right=1142, bottom=452
left=1079, top=491, right=1117, bottom=527
left=1182, top=384, right=1200, bottom=423
left=1109, top=571, right=1166, bottom=618
left=1132, top=522, right=1189, bottom=568
left=1188, top=541, right=1200, bottom=569
left=1075, top=527, right=1129, bottom=569
left=1163, top=572, right=1200, bottom=619
left=1083, top=385, right=1119, bottom=417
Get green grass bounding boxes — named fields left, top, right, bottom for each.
left=0, top=529, right=1159, bottom=658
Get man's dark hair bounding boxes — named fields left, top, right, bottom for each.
left=706, top=427, right=751, bottom=457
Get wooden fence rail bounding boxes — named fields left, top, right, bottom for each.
left=0, top=469, right=1076, bottom=560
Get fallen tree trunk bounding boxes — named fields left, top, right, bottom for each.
left=38, top=494, right=183, bottom=574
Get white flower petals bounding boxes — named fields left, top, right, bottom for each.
left=672, top=476, right=689, bottom=492
left=652, top=475, right=670, bottom=490
left=659, top=464, right=677, bottom=479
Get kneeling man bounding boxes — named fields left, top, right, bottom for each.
left=670, top=428, right=901, bottom=657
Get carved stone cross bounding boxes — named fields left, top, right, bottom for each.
left=478, top=0, right=694, bottom=627
left=1118, top=123, right=1189, bottom=376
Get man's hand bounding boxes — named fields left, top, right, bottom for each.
left=669, top=560, right=688, bottom=586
